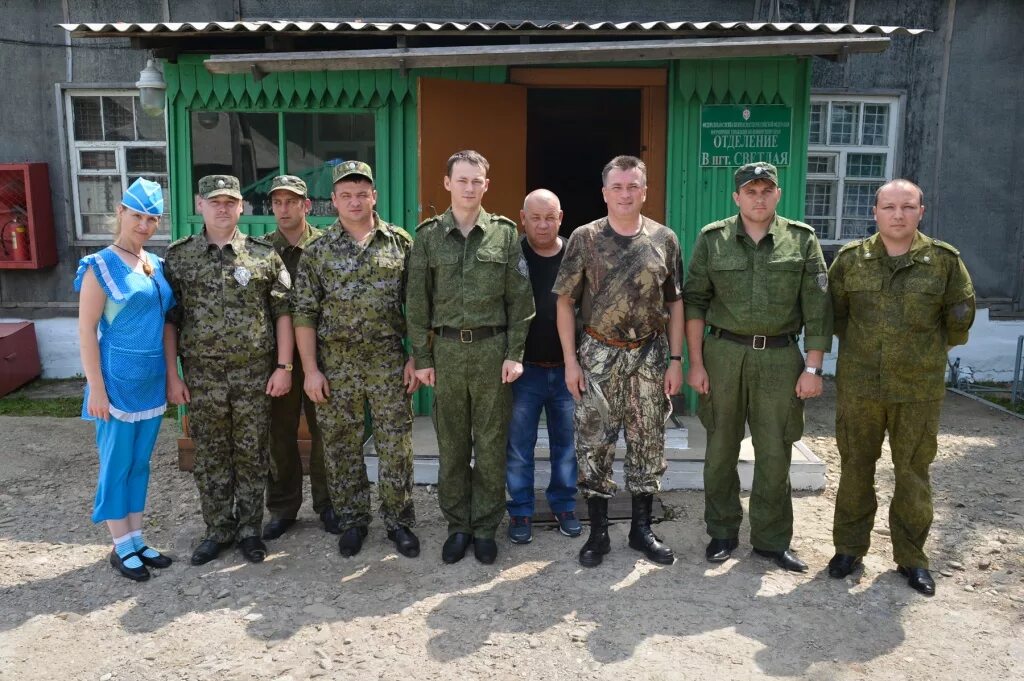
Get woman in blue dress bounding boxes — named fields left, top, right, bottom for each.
left=75, top=178, right=176, bottom=582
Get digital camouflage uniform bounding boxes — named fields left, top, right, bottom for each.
left=165, top=227, right=291, bottom=543
left=552, top=216, right=683, bottom=499
left=265, top=223, right=331, bottom=521
left=291, top=213, right=416, bottom=532
left=830, top=231, right=975, bottom=568
left=683, top=213, right=832, bottom=551
left=406, top=207, right=535, bottom=540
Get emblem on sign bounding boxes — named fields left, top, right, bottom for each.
left=742, top=107, right=751, bottom=121
left=234, top=266, right=251, bottom=287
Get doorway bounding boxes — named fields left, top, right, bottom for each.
left=526, top=88, right=642, bottom=235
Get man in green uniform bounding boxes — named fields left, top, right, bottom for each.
left=291, top=161, right=421, bottom=559
left=827, top=179, right=975, bottom=595
left=261, top=175, right=338, bottom=542
left=683, top=162, right=832, bottom=572
left=164, top=175, right=294, bottom=566
left=407, top=150, right=535, bottom=565
left=554, top=155, right=685, bottom=568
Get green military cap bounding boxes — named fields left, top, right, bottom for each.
left=332, top=160, right=374, bottom=184
left=269, top=174, right=308, bottom=197
left=198, top=174, right=243, bottom=200
left=734, top=162, right=779, bottom=190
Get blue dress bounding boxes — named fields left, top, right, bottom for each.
left=74, top=247, right=176, bottom=422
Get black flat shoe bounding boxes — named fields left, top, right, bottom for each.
left=110, top=550, right=150, bottom=582
left=387, top=526, right=420, bottom=558
left=190, top=539, right=233, bottom=566
left=238, top=536, right=268, bottom=563
left=473, top=538, right=498, bottom=565
left=753, top=548, right=808, bottom=572
left=338, top=526, right=369, bottom=557
left=442, top=532, right=473, bottom=564
left=705, top=537, right=739, bottom=563
left=897, top=565, right=936, bottom=596
left=137, top=545, right=173, bottom=569
left=320, top=508, right=342, bottom=535
left=828, top=553, right=862, bottom=579
left=261, top=518, right=297, bottom=541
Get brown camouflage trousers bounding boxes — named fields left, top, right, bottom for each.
left=834, top=392, right=942, bottom=568
left=183, top=354, right=273, bottom=543
left=316, top=339, right=415, bottom=532
left=575, top=333, right=670, bottom=499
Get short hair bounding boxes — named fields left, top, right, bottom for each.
left=875, top=179, right=924, bottom=206
left=446, top=150, right=490, bottom=177
left=602, top=155, right=647, bottom=186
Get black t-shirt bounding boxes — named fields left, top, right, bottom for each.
left=522, top=237, right=565, bottom=364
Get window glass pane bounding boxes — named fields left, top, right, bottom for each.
left=861, top=104, right=889, bottom=146
left=805, top=180, right=836, bottom=239
left=77, top=176, right=120, bottom=235
left=72, top=96, right=103, bottom=141
left=127, top=147, right=167, bottom=174
left=80, top=150, right=117, bottom=171
left=808, top=103, right=825, bottom=145
left=282, top=113, right=376, bottom=217
left=807, top=154, right=836, bottom=175
left=846, top=153, right=886, bottom=178
left=102, top=96, right=136, bottom=142
left=841, top=181, right=884, bottom=239
left=135, top=98, right=166, bottom=142
left=828, top=103, right=859, bottom=145
left=190, top=112, right=280, bottom=213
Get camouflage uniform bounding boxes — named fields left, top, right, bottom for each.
left=406, top=208, right=535, bottom=539
left=165, top=227, right=291, bottom=543
left=291, top=213, right=416, bottom=532
left=830, top=231, right=975, bottom=568
left=683, top=213, right=832, bottom=551
left=552, top=216, right=683, bottom=499
left=265, top=224, right=331, bottom=521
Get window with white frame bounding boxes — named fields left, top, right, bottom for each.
left=806, top=95, right=900, bottom=242
left=65, top=91, right=169, bottom=239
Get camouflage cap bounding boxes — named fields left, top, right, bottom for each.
left=734, top=162, right=779, bottom=190
left=269, top=175, right=308, bottom=197
left=198, top=175, right=243, bottom=200
left=332, top=160, right=374, bottom=184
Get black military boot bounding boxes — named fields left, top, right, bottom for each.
left=627, top=494, right=675, bottom=565
left=578, top=497, right=611, bottom=568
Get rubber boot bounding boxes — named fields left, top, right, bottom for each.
left=628, top=494, right=674, bottom=565
left=578, top=496, right=611, bottom=567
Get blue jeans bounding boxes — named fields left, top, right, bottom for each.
left=506, top=363, right=577, bottom=517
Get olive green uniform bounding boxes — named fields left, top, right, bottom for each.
left=165, top=229, right=291, bottom=543
left=683, top=214, right=832, bottom=551
left=265, top=224, right=330, bottom=521
left=406, top=208, right=535, bottom=539
left=830, top=231, right=975, bottom=568
left=552, top=217, right=683, bottom=498
left=291, top=214, right=416, bottom=532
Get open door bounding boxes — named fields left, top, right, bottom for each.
left=417, top=78, right=527, bottom=224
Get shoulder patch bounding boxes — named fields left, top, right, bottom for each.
left=166, top=234, right=193, bottom=251
left=931, top=238, right=961, bottom=256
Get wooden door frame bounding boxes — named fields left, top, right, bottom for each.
left=509, top=67, right=668, bottom=224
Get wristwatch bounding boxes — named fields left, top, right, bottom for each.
left=804, top=366, right=823, bottom=376
left=276, top=363, right=293, bottom=372
left=669, top=355, right=682, bottom=362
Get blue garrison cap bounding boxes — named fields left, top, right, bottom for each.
left=121, top=178, right=164, bottom=216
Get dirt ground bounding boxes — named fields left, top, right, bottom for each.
left=0, top=380, right=1022, bottom=681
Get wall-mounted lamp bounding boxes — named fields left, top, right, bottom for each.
left=136, top=58, right=167, bottom=117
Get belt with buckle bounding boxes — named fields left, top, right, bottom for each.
left=434, top=326, right=505, bottom=343
left=583, top=326, right=658, bottom=350
left=526, top=360, right=564, bottom=368
left=709, top=326, right=795, bottom=350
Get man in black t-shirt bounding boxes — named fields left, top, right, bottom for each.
left=505, top=189, right=581, bottom=545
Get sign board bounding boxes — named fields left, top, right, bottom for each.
left=700, top=105, right=792, bottom=167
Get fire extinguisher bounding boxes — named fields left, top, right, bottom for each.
left=1, top=216, right=30, bottom=261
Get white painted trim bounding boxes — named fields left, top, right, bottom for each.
left=110, top=403, right=167, bottom=423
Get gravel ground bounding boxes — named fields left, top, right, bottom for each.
left=0, top=380, right=1022, bottom=680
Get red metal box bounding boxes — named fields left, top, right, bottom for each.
left=0, top=321, right=42, bottom=397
